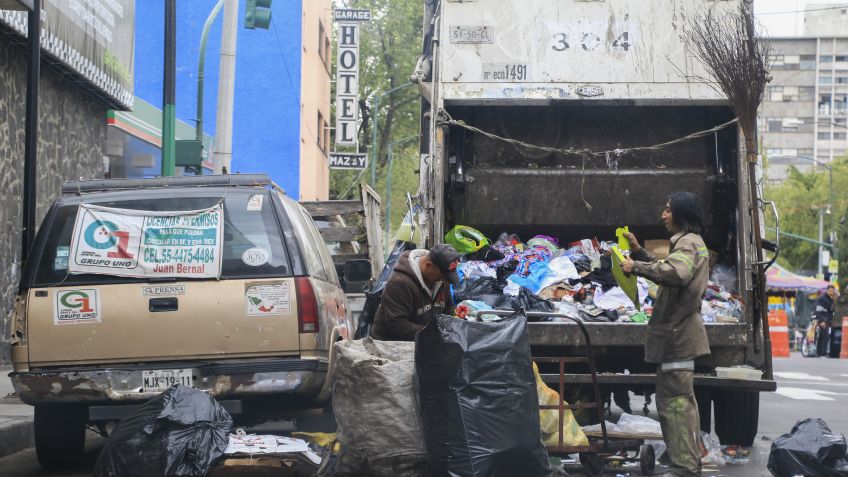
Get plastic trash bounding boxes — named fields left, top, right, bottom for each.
left=94, top=384, right=232, bottom=477
left=528, top=235, right=560, bottom=255
left=445, top=225, right=490, bottom=254
left=415, top=313, right=551, bottom=477
left=532, top=362, right=588, bottom=447
left=332, top=339, right=428, bottom=477
left=500, top=287, right=556, bottom=318
left=584, top=413, right=662, bottom=437
left=454, top=277, right=506, bottom=307
left=768, top=418, right=848, bottom=477
left=701, top=431, right=725, bottom=466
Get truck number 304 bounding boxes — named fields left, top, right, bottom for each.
left=552, top=32, right=631, bottom=52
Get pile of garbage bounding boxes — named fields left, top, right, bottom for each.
left=448, top=226, right=743, bottom=324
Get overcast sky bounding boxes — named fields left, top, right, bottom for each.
left=754, top=0, right=833, bottom=36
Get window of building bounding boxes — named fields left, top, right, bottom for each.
left=821, top=55, right=834, bottom=63
left=836, top=71, right=848, bottom=84
left=768, top=120, right=783, bottom=132
left=768, top=86, right=783, bottom=101
left=820, top=75, right=833, bottom=85
left=819, top=131, right=832, bottom=140
left=318, top=20, right=331, bottom=72
left=835, top=132, right=847, bottom=141
left=770, top=54, right=784, bottom=65
left=800, top=87, right=816, bottom=101
left=766, top=148, right=783, bottom=156
left=317, top=111, right=328, bottom=153
left=799, top=148, right=814, bottom=157
left=837, top=55, right=848, bottom=62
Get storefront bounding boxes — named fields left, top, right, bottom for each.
left=106, top=97, right=216, bottom=178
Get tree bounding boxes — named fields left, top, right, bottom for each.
left=764, top=156, right=848, bottom=278
left=329, top=0, right=422, bottom=244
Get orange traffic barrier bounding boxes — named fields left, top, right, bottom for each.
left=768, top=309, right=790, bottom=357
left=841, top=318, right=848, bottom=359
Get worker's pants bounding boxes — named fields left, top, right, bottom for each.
left=656, top=364, right=702, bottom=477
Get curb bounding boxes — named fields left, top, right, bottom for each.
left=0, top=419, right=34, bottom=459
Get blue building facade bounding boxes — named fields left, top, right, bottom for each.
left=133, top=0, right=304, bottom=196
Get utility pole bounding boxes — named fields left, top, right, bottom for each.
left=161, top=0, right=176, bottom=176
left=214, top=0, right=239, bottom=174
left=21, top=0, right=40, bottom=263
left=197, top=0, right=224, bottom=144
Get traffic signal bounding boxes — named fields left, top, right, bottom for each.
left=244, top=0, right=272, bottom=30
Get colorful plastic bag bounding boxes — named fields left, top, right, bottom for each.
left=445, top=225, right=490, bottom=254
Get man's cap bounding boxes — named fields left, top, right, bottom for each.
left=428, top=244, right=461, bottom=285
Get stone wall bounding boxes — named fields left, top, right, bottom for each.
left=0, top=40, right=108, bottom=364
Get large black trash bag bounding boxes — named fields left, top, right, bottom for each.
left=414, top=313, right=551, bottom=477
left=94, top=385, right=232, bottom=477
left=500, top=287, right=556, bottom=319
left=768, top=418, right=848, bottom=477
left=454, top=277, right=506, bottom=308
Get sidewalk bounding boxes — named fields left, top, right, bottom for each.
left=0, top=369, right=33, bottom=459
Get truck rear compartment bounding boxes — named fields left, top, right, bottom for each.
left=440, top=104, right=755, bottom=373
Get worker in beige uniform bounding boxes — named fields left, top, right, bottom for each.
left=621, top=191, right=711, bottom=477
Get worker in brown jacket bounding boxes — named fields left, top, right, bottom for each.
left=622, top=192, right=711, bottom=477
left=372, top=244, right=460, bottom=341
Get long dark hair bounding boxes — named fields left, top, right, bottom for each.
left=669, top=191, right=705, bottom=235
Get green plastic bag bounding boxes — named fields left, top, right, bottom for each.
left=444, top=225, right=490, bottom=254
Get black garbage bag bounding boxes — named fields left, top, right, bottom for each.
left=414, top=313, right=551, bottom=477
left=568, top=254, right=592, bottom=273
left=454, top=277, right=506, bottom=307
left=94, top=385, right=232, bottom=477
left=496, top=259, right=519, bottom=285
left=767, top=418, right=848, bottom=477
left=499, top=287, right=556, bottom=320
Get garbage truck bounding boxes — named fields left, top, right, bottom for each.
left=410, top=0, right=776, bottom=446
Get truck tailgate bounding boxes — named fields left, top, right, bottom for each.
left=27, top=279, right=300, bottom=367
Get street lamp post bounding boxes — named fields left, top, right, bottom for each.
left=370, top=82, right=413, bottom=186
left=384, top=135, right=418, bottom=249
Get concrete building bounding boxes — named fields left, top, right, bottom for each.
left=129, top=0, right=332, bottom=200
left=760, top=5, right=848, bottom=183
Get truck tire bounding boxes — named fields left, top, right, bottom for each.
left=713, top=390, right=758, bottom=446
left=35, top=404, right=87, bottom=469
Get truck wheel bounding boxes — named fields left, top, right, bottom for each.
left=35, top=404, right=88, bottom=469
left=713, top=390, right=758, bottom=446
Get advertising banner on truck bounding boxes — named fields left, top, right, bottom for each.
left=68, top=203, right=223, bottom=279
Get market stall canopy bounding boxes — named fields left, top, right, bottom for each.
left=766, top=264, right=830, bottom=293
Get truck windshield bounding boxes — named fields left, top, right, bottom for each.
left=31, top=190, right=291, bottom=287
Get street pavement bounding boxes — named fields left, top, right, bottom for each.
left=1, top=354, right=846, bottom=476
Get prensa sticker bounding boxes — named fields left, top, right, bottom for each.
left=246, top=282, right=290, bottom=316
left=54, top=289, right=101, bottom=325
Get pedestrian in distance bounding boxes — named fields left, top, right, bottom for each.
left=621, top=192, right=710, bottom=477
left=814, top=285, right=837, bottom=357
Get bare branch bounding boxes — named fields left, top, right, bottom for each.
left=684, top=3, right=772, bottom=160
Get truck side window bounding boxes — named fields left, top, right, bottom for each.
left=278, top=196, right=329, bottom=281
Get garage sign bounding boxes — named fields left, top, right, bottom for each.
left=68, top=203, right=224, bottom=279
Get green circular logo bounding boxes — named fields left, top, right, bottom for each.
left=84, top=220, right=119, bottom=250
